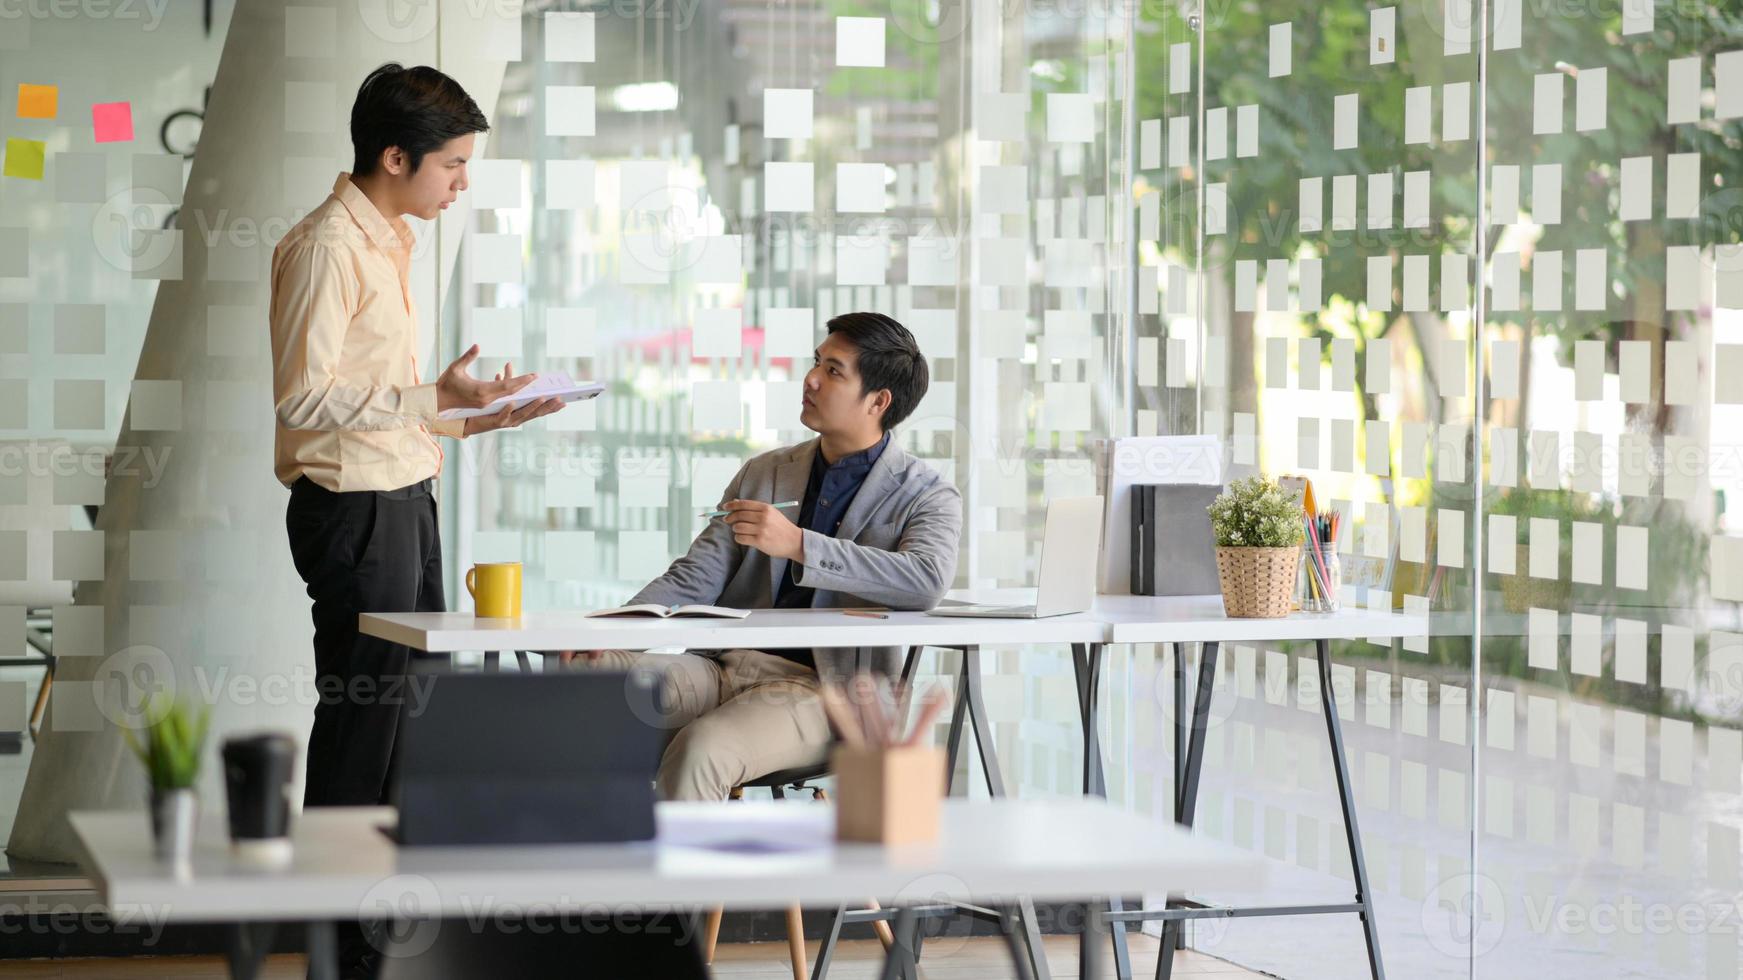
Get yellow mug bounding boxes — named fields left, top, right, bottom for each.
left=465, top=562, right=522, bottom=618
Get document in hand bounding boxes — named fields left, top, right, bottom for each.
left=585, top=604, right=752, bottom=619
left=436, top=370, right=605, bottom=421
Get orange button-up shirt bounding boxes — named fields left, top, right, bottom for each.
left=269, top=174, right=464, bottom=492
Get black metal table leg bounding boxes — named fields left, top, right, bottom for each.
left=998, top=904, right=1039, bottom=980
left=226, top=921, right=275, bottom=979
left=1171, top=642, right=1186, bottom=822
left=939, top=644, right=1050, bottom=980
left=1174, top=641, right=1219, bottom=827
left=1073, top=642, right=1132, bottom=980
left=1157, top=640, right=1219, bottom=980
left=1046, top=637, right=1388, bottom=980
left=811, top=905, right=847, bottom=980
left=305, top=920, right=337, bottom=980
left=959, top=646, right=1005, bottom=796
left=1082, top=905, right=1106, bottom=980
left=878, top=907, right=919, bottom=980
left=1316, top=638, right=1386, bottom=980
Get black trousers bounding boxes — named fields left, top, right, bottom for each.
left=286, top=476, right=444, bottom=809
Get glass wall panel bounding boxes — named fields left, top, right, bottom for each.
left=1177, top=0, right=1481, bottom=975
left=0, top=1, right=236, bottom=876
left=448, top=0, right=1163, bottom=806
left=1477, top=3, right=1743, bottom=977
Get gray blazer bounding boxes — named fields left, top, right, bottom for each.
left=628, top=437, right=962, bottom=685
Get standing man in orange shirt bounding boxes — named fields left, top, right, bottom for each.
left=270, top=64, right=562, bottom=817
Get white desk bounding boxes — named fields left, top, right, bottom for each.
left=358, top=594, right=1427, bottom=980
left=71, top=800, right=1265, bottom=980
left=1094, top=594, right=1426, bottom=644
left=358, top=605, right=1106, bottom=654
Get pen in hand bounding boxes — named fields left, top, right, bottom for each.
left=700, top=500, right=801, bottom=519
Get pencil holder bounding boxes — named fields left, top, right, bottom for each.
left=1298, top=542, right=1341, bottom=613
left=831, top=744, right=946, bottom=845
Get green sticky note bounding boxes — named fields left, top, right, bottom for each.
left=3, top=139, right=45, bottom=180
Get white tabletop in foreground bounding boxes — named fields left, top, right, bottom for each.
left=71, top=800, right=1264, bottom=922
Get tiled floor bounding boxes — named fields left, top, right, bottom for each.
left=0, top=936, right=1274, bottom=977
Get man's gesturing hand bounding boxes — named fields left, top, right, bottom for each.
left=437, top=343, right=536, bottom=413
left=462, top=361, right=565, bottom=435
left=722, top=500, right=804, bottom=562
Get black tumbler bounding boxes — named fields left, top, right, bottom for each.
left=222, top=733, right=296, bottom=866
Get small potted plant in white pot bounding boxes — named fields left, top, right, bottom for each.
left=124, top=696, right=210, bottom=867
left=1207, top=476, right=1305, bottom=618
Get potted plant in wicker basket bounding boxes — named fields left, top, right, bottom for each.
left=1208, top=476, right=1306, bottom=618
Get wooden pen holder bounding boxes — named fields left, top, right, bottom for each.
left=831, top=744, right=946, bottom=845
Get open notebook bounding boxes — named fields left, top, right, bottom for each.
left=585, top=604, right=751, bottom=619
left=436, top=370, right=605, bottom=421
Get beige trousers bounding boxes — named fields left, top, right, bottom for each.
left=577, top=649, right=831, bottom=801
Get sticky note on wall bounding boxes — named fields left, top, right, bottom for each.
left=17, top=83, right=56, bottom=118
left=2, top=139, right=45, bottom=180
left=92, top=102, right=134, bottom=143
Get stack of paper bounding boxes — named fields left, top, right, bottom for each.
left=436, top=371, right=604, bottom=420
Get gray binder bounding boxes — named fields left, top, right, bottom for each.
left=1134, top=483, right=1223, bottom=596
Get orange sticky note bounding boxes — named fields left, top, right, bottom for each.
left=17, top=84, right=57, bottom=119
left=3, top=139, right=46, bottom=180
left=92, top=102, right=134, bottom=143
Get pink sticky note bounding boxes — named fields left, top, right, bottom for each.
left=92, top=101, right=134, bottom=143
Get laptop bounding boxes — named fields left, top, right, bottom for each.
left=390, top=672, right=663, bottom=846
left=927, top=496, right=1104, bottom=619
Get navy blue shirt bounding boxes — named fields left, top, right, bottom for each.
left=771, top=434, right=891, bottom=665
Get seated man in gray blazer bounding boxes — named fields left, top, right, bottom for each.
left=561, top=312, right=961, bottom=801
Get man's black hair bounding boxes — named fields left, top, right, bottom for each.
left=350, top=63, right=490, bottom=177
left=824, top=312, right=930, bottom=431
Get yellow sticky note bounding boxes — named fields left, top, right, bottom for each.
left=17, top=84, right=58, bottom=119
left=3, top=139, right=45, bottom=180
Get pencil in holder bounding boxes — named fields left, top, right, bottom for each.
left=831, top=744, right=946, bottom=845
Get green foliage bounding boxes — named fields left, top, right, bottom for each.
left=1209, top=476, right=1307, bottom=548
left=122, top=697, right=210, bottom=791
